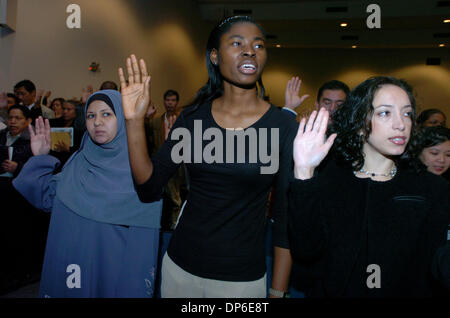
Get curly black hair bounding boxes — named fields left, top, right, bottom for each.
left=329, top=76, right=416, bottom=171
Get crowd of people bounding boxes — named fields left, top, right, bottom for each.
left=0, top=15, right=449, bottom=298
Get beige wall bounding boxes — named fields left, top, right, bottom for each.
left=0, top=0, right=209, bottom=114
left=1, top=0, right=449, bottom=121
left=264, top=47, right=450, bottom=120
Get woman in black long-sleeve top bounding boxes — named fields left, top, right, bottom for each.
left=289, top=76, right=449, bottom=297
left=117, top=16, right=297, bottom=298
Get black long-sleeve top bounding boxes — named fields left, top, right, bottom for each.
left=432, top=240, right=450, bottom=291
left=288, top=159, right=450, bottom=297
left=136, top=102, right=298, bottom=281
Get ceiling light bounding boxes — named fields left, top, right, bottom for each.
left=352, top=45, right=357, bottom=48
left=340, top=23, right=348, bottom=27
left=444, top=19, right=450, bottom=23
left=439, top=44, right=445, bottom=47
left=276, top=44, right=281, bottom=48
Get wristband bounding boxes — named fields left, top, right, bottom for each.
left=269, top=288, right=290, bottom=298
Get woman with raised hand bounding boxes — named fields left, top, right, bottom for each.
left=119, top=16, right=298, bottom=298
left=13, top=90, right=162, bottom=298
left=289, top=76, right=449, bottom=297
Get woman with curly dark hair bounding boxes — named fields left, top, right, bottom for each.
left=410, top=125, right=450, bottom=181
left=288, top=76, right=449, bottom=297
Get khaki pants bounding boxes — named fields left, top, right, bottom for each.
left=161, top=253, right=266, bottom=298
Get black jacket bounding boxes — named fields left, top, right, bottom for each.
left=288, top=159, right=450, bottom=297
left=0, top=128, right=33, bottom=177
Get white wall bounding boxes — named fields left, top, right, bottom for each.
left=263, top=47, right=450, bottom=120
left=1, top=0, right=449, bottom=120
left=0, top=0, right=209, bottom=114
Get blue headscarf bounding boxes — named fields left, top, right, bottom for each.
left=55, top=90, right=162, bottom=229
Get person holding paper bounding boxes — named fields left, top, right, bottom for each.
left=0, top=105, right=35, bottom=294
left=49, top=100, right=85, bottom=167
left=0, top=105, right=33, bottom=179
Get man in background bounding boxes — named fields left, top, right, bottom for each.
left=145, top=89, right=186, bottom=230
left=14, top=80, right=55, bottom=122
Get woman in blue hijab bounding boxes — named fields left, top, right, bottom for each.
left=13, top=90, right=162, bottom=298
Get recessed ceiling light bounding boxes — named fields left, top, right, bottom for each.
left=444, top=19, right=450, bottom=23
left=276, top=44, right=281, bottom=48
left=352, top=45, right=357, bottom=48
left=340, top=23, right=348, bottom=27
left=439, top=44, right=445, bottom=47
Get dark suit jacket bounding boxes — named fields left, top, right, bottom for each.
left=0, top=128, right=33, bottom=177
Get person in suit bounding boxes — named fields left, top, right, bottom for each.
left=145, top=90, right=185, bottom=230
left=0, top=105, right=38, bottom=294
left=14, top=80, right=55, bottom=122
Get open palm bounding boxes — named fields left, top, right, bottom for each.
left=29, top=116, right=51, bottom=156
left=285, top=76, right=309, bottom=110
left=0, top=92, right=7, bottom=109
left=293, top=108, right=336, bottom=170
left=118, top=54, right=151, bottom=120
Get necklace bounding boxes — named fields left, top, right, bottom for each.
left=353, top=165, right=397, bottom=178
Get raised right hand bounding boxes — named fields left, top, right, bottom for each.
left=29, top=116, right=51, bottom=156
left=118, top=54, right=151, bottom=121
left=293, top=108, right=336, bottom=179
left=35, top=89, right=44, bottom=108
left=145, top=101, right=157, bottom=119
left=81, top=85, right=94, bottom=104
left=164, top=114, right=177, bottom=141
left=0, top=92, right=7, bottom=109
left=284, top=76, right=309, bottom=110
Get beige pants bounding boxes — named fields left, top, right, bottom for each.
left=161, top=253, right=267, bottom=298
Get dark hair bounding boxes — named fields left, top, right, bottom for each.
left=99, top=81, right=118, bottom=91
left=164, top=89, right=179, bottom=101
left=317, top=80, right=350, bottom=102
left=416, top=108, right=446, bottom=127
left=330, top=76, right=416, bottom=170
left=6, top=93, right=20, bottom=106
left=14, top=80, right=36, bottom=93
left=50, top=98, right=65, bottom=109
left=8, top=105, right=32, bottom=119
left=409, top=125, right=450, bottom=161
left=186, top=16, right=266, bottom=112
left=64, top=99, right=79, bottom=108
left=64, top=100, right=86, bottom=130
